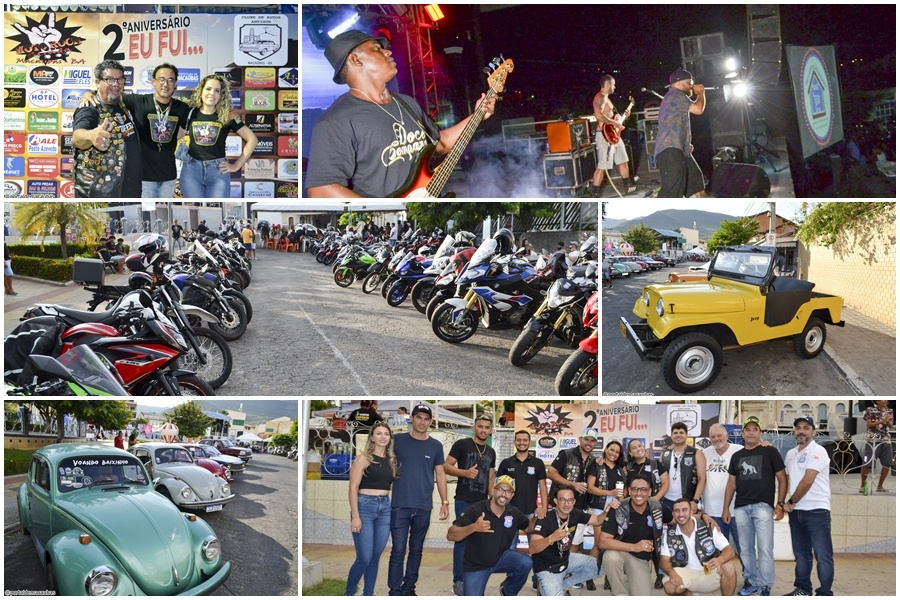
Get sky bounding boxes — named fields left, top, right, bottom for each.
left=603, top=200, right=808, bottom=221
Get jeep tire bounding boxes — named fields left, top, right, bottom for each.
left=661, top=332, right=724, bottom=393
left=793, top=317, right=826, bottom=359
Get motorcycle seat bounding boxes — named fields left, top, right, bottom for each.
left=52, top=303, right=122, bottom=325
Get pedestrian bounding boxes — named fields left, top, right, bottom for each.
left=198, top=220, right=209, bottom=236
left=782, top=416, right=834, bottom=596
left=860, top=400, right=894, bottom=493
left=389, top=223, right=397, bottom=248
left=496, top=430, right=549, bottom=547
left=172, top=219, right=185, bottom=253
left=72, top=59, right=141, bottom=197
left=444, top=415, right=497, bottom=596
left=701, top=424, right=745, bottom=568
left=529, top=487, right=610, bottom=596
left=546, top=429, right=599, bottom=555
left=446, top=476, right=533, bottom=596
left=345, top=423, right=398, bottom=596
left=180, top=74, right=258, bottom=198
left=128, top=430, right=137, bottom=448
left=241, top=223, right=254, bottom=260
left=388, top=404, right=449, bottom=596
left=114, top=431, right=125, bottom=450
left=722, top=416, right=788, bottom=597
left=5, top=243, right=18, bottom=296
left=660, top=498, right=737, bottom=596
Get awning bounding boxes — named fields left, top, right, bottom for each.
left=311, top=401, right=474, bottom=427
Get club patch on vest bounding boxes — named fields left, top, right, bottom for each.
left=504, top=515, right=514, bottom=529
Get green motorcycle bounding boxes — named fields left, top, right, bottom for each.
left=333, top=245, right=378, bottom=288
left=6, top=345, right=129, bottom=396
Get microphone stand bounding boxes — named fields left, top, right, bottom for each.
left=641, top=87, right=665, bottom=101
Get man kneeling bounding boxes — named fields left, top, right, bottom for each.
left=660, top=498, right=736, bottom=596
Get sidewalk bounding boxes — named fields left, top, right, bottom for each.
left=301, top=544, right=895, bottom=596
left=823, top=305, right=896, bottom=396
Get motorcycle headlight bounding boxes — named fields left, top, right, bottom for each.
left=656, top=298, right=665, bottom=317
left=180, top=486, right=193, bottom=499
left=202, top=536, right=221, bottom=561
left=86, top=566, right=117, bottom=596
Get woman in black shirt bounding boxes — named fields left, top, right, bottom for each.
left=180, top=74, right=258, bottom=198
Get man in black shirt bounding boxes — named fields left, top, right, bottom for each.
left=497, top=430, right=549, bottom=531
left=447, top=476, right=532, bottom=596
left=529, top=487, right=610, bottom=596
left=547, top=428, right=599, bottom=554
left=444, top=415, right=497, bottom=596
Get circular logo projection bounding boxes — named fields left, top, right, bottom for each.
left=800, top=49, right=834, bottom=146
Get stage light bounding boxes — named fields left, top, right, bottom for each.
left=725, top=57, right=738, bottom=71
left=425, top=4, right=444, bottom=22
left=327, top=13, right=360, bottom=38
left=733, top=82, right=748, bottom=98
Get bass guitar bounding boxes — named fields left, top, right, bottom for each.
left=601, top=96, right=634, bottom=145
left=390, top=56, right=514, bottom=198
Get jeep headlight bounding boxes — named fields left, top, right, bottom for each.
left=642, top=291, right=650, bottom=306
left=180, top=486, right=193, bottom=499
left=202, top=536, right=221, bottom=561
left=86, top=566, right=117, bottom=596
left=656, top=299, right=665, bottom=317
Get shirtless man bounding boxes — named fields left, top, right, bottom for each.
left=590, top=74, right=636, bottom=197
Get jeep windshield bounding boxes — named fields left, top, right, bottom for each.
left=709, top=249, right=773, bottom=284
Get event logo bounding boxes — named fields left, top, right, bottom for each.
left=800, top=48, right=834, bottom=146
left=238, top=24, right=282, bottom=61
left=28, top=88, right=59, bottom=108
left=7, top=11, right=86, bottom=64
left=523, top=404, right=575, bottom=436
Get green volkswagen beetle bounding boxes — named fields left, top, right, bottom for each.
left=17, top=444, right=231, bottom=595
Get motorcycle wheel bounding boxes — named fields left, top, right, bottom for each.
left=410, top=280, right=435, bottom=314
left=224, top=272, right=245, bottom=291
left=177, top=328, right=233, bottom=390
left=143, top=374, right=215, bottom=396
left=554, top=349, right=598, bottom=396
left=316, top=251, right=326, bottom=263
left=223, top=289, right=253, bottom=323
left=334, top=269, right=355, bottom=288
left=509, top=326, right=551, bottom=366
left=236, top=268, right=251, bottom=289
left=425, top=294, right=446, bottom=322
left=431, top=303, right=479, bottom=343
left=361, top=272, right=384, bottom=294
left=210, top=297, right=248, bottom=341
left=386, top=281, right=409, bottom=307
left=380, top=275, right=397, bottom=298
left=323, top=252, right=337, bottom=266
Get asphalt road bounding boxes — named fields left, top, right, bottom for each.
left=602, top=266, right=855, bottom=396
left=217, top=248, right=587, bottom=396
left=4, top=451, right=299, bottom=596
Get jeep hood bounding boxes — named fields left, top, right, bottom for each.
left=57, top=489, right=195, bottom=595
left=650, top=282, right=747, bottom=314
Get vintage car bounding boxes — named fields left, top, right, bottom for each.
left=177, top=444, right=233, bottom=482
left=17, top=444, right=231, bottom=595
left=182, top=443, right=245, bottom=478
left=620, top=245, right=845, bottom=393
left=129, top=443, right=235, bottom=512
left=667, top=260, right=711, bottom=283
left=199, top=438, right=252, bottom=463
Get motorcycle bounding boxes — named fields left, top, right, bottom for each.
left=5, top=345, right=129, bottom=396
left=361, top=245, right=394, bottom=294
left=385, top=247, right=436, bottom=307
left=554, top=290, right=598, bottom=396
left=333, top=244, right=378, bottom=287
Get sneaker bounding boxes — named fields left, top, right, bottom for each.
left=585, top=579, right=596, bottom=591
left=453, top=581, right=464, bottom=596
left=570, top=582, right=583, bottom=589
left=655, top=574, right=664, bottom=589
left=604, top=578, right=611, bottom=591
left=761, top=587, right=771, bottom=596
left=785, top=590, right=811, bottom=596
left=739, top=582, right=761, bottom=596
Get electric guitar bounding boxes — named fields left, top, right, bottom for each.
left=601, top=96, right=634, bottom=145
left=390, top=56, right=514, bottom=198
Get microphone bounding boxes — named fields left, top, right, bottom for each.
left=641, top=87, right=665, bottom=101
left=663, top=84, right=720, bottom=91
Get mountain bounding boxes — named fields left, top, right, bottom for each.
left=134, top=401, right=297, bottom=427
left=607, top=209, right=737, bottom=240
left=602, top=218, right=626, bottom=228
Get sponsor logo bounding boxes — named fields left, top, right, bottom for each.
left=246, top=113, right=274, bottom=133
left=62, top=67, right=93, bottom=86
left=277, top=158, right=297, bottom=181
left=538, top=436, right=557, bottom=449
left=537, top=450, right=557, bottom=462
left=236, top=18, right=285, bottom=62
left=28, top=111, right=59, bottom=132
left=243, top=158, right=275, bottom=179
left=29, top=88, right=60, bottom=108
left=230, top=90, right=242, bottom=109
left=277, top=90, right=297, bottom=110
left=27, top=157, right=59, bottom=178
left=559, top=437, right=578, bottom=449
left=277, top=112, right=297, bottom=134
left=244, top=181, right=274, bottom=198
left=278, top=67, right=298, bottom=88
left=277, top=135, right=297, bottom=157
left=60, top=157, right=73, bottom=177
left=225, top=136, right=242, bottom=158
left=4, top=65, right=26, bottom=85
left=28, top=133, right=59, bottom=154
left=29, top=66, right=59, bottom=85
left=59, top=179, right=75, bottom=198
left=177, top=69, right=201, bottom=88
left=275, top=181, right=297, bottom=198
left=244, top=67, right=276, bottom=89
left=5, top=181, right=25, bottom=198
left=244, top=90, right=275, bottom=111
left=27, top=180, right=58, bottom=198
left=4, top=156, right=25, bottom=177
left=214, top=67, right=243, bottom=87
left=229, top=181, right=242, bottom=198
left=5, top=111, right=26, bottom=131
left=254, top=137, right=274, bottom=156
left=5, top=132, right=26, bottom=154
left=60, top=111, right=74, bottom=132
left=4, top=88, right=27, bottom=109
left=61, top=88, right=88, bottom=109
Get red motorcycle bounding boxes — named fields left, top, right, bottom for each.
left=554, top=290, right=598, bottom=395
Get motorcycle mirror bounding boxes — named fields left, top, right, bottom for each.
left=138, top=289, right=154, bottom=308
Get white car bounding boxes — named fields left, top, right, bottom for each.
left=130, top=443, right=235, bottom=513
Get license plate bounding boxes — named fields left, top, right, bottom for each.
left=619, top=320, right=627, bottom=338
left=205, top=504, right=223, bottom=513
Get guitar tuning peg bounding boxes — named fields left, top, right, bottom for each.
left=482, top=65, right=493, bottom=75
left=491, top=57, right=502, bottom=68
left=498, top=54, right=505, bottom=62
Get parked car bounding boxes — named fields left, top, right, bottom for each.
left=199, top=438, right=252, bottom=463
left=129, top=443, right=235, bottom=512
left=635, top=256, right=665, bottom=269
left=651, top=254, right=677, bottom=267
left=178, top=443, right=233, bottom=482
left=620, top=245, right=845, bottom=393
left=610, top=263, right=630, bottom=278
left=182, top=443, right=245, bottom=477
left=17, top=444, right=231, bottom=595
left=667, top=260, right=711, bottom=283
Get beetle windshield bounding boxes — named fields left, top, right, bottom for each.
left=710, top=250, right=772, bottom=283
left=155, top=447, right=195, bottom=465
left=57, top=455, right=149, bottom=492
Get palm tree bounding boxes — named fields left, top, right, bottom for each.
left=12, top=202, right=109, bottom=259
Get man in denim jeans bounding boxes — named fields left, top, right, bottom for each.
left=782, top=416, right=834, bottom=596
left=722, top=417, right=787, bottom=597
left=388, top=404, right=449, bottom=595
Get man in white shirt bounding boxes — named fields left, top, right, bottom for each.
left=781, top=416, right=833, bottom=597
left=660, top=498, right=736, bottom=595
left=701, top=424, right=744, bottom=563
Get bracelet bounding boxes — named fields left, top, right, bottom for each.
left=441, top=500, right=449, bottom=505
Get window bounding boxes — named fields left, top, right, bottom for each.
left=837, top=403, right=846, bottom=416
left=818, top=404, right=828, bottom=424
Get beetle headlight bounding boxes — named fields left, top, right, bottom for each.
left=202, top=536, right=221, bottom=561
left=180, top=486, right=193, bottom=499
left=86, top=566, right=117, bottom=596
left=656, top=298, right=665, bottom=317
left=221, top=482, right=230, bottom=496
left=642, top=291, right=650, bottom=306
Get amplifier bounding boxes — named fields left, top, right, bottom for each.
left=543, top=146, right=597, bottom=190
left=547, top=119, right=592, bottom=153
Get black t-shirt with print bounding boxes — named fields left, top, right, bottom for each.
left=531, top=507, right=592, bottom=573
left=187, top=111, right=244, bottom=162
left=122, top=94, right=191, bottom=182
left=452, top=499, right=529, bottom=572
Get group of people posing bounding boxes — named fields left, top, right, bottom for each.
left=73, top=60, right=258, bottom=198
left=343, top=409, right=837, bottom=596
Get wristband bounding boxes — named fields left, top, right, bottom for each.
left=441, top=500, right=449, bottom=505
left=787, top=498, right=795, bottom=505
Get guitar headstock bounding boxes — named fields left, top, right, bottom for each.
left=484, top=55, right=514, bottom=93
left=629, top=95, right=635, bottom=104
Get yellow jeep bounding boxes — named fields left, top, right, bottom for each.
left=619, top=245, right=844, bottom=393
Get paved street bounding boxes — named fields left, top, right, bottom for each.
left=602, top=266, right=880, bottom=396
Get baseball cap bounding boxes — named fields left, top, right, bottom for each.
left=494, top=475, right=516, bottom=492
left=743, top=416, right=762, bottom=429
left=581, top=428, right=599, bottom=440
left=410, top=403, right=433, bottom=418
left=669, top=68, right=693, bottom=84
left=793, top=415, right=816, bottom=428
left=324, top=30, right=388, bottom=84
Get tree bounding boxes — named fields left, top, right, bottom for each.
left=289, top=418, right=298, bottom=445
left=309, top=400, right=337, bottom=412
left=405, top=202, right=556, bottom=233
left=796, top=202, right=894, bottom=247
left=12, top=202, right=109, bottom=259
left=270, top=433, right=294, bottom=448
left=706, top=217, right=760, bottom=255
left=621, top=224, right=661, bottom=255
left=338, top=211, right=371, bottom=228
left=29, top=400, right=133, bottom=442
left=163, top=400, right=214, bottom=439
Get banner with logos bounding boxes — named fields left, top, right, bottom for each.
left=4, top=8, right=297, bottom=198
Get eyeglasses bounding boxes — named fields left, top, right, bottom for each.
left=629, top=487, right=651, bottom=494
left=156, top=77, right=177, bottom=85
left=101, top=77, right=126, bottom=85
left=556, top=498, right=576, bottom=504
left=494, top=488, right=514, bottom=496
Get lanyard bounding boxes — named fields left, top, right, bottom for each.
left=154, top=100, right=171, bottom=151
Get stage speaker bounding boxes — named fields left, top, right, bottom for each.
left=711, top=163, right=771, bottom=198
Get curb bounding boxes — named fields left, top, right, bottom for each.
left=822, top=342, right=876, bottom=396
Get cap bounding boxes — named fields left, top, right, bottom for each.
left=411, top=403, right=433, bottom=418
left=669, top=68, right=693, bottom=85
left=743, top=416, right=762, bottom=429
left=581, top=428, right=599, bottom=440
left=494, top=475, right=516, bottom=492
left=324, top=30, right=388, bottom=84
left=793, top=415, right=816, bottom=428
